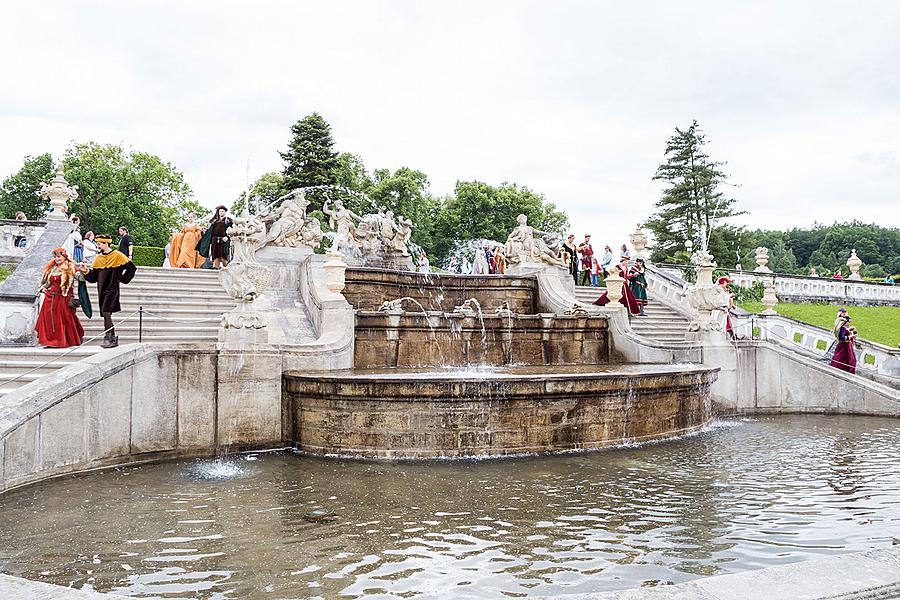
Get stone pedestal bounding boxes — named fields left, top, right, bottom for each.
left=216, top=350, right=283, bottom=449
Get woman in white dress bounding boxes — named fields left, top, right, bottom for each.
left=81, top=231, right=98, bottom=264
left=418, top=252, right=430, bottom=274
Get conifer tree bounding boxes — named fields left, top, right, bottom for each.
left=279, top=113, right=339, bottom=210
left=646, top=120, right=744, bottom=262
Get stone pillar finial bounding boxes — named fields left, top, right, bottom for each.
left=604, top=269, right=625, bottom=305
left=38, top=165, right=78, bottom=220
left=760, top=281, right=779, bottom=314
left=630, top=224, right=649, bottom=261
left=323, top=247, right=348, bottom=294
left=846, top=249, right=863, bottom=281
left=753, top=247, right=772, bottom=273
left=685, top=250, right=730, bottom=334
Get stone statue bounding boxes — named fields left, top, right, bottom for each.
left=393, top=215, right=412, bottom=255
left=219, top=209, right=272, bottom=336
left=504, top=214, right=566, bottom=267
left=263, top=189, right=323, bottom=250
left=323, top=199, right=362, bottom=246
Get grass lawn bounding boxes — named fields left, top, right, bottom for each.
left=738, top=301, right=900, bottom=347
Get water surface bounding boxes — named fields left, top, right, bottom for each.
left=1, top=415, right=898, bottom=599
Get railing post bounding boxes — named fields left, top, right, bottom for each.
left=139, top=306, right=143, bottom=344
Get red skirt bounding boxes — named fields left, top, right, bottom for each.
left=593, top=285, right=641, bottom=315
left=830, top=340, right=857, bottom=374
left=35, top=287, right=84, bottom=348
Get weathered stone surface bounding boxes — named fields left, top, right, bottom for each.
left=176, top=352, right=217, bottom=449
left=40, top=394, right=85, bottom=470
left=86, top=369, right=132, bottom=461
left=3, top=418, right=39, bottom=488
left=343, top=267, right=537, bottom=313
left=130, top=354, right=177, bottom=453
left=286, top=367, right=717, bottom=458
left=217, top=351, right=282, bottom=448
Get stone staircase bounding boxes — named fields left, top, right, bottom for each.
left=81, top=266, right=233, bottom=346
left=574, top=285, right=690, bottom=343
left=0, top=267, right=233, bottom=400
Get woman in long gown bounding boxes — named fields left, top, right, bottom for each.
left=592, top=261, right=641, bottom=315
left=629, top=258, right=648, bottom=315
left=208, top=206, right=233, bottom=269
left=717, top=276, right=735, bottom=337
left=34, top=248, right=84, bottom=348
left=170, top=214, right=205, bottom=268
left=830, top=316, right=857, bottom=374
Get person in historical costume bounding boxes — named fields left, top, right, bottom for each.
left=418, top=252, right=430, bottom=274
left=717, top=276, right=736, bottom=338
left=169, top=214, right=205, bottom=269
left=82, top=231, right=98, bottom=265
left=34, top=248, right=85, bottom=348
left=628, top=258, right=648, bottom=315
left=473, top=247, right=489, bottom=275
left=830, top=314, right=857, bottom=374
left=494, top=247, right=506, bottom=275
left=577, top=234, right=594, bottom=286
left=63, top=215, right=84, bottom=263
left=562, top=234, right=578, bottom=284
left=81, top=234, right=137, bottom=348
left=592, top=261, right=641, bottom=315
left=204, top=206, right=234, bottom=269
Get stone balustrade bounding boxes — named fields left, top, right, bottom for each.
left=730, top=270, right=900, bottom=306
left=0, top=219, right=46, bottom=267
left=733, top=313, right=900, bottom=383
left=643, top=264, right=697, bottom=318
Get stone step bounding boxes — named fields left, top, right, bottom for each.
left=119, top=283, right=226, bottom=294
left=82, top=324, right=220, bottom=334
left=87, top=299, right=236, bottom=311
left=83, top=334, right=219, bottom=346
left=0, top=359, right=83, bottom=375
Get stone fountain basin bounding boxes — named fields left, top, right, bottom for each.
left=283, top=364, right=718, bottom=459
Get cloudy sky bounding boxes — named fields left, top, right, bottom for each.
left=2, top=1, right=898, bottom=249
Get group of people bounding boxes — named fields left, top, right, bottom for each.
left=561, top=234, right=632, bottom=288
left=445, top=246, right=507, bottom=275
left=165, top=206, right=233, bottom=269
left=35, top=232, right=136, bottom=350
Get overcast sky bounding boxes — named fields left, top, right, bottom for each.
left=2, top=1, right=898, bottom=251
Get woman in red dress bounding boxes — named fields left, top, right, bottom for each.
left=34, top=248, right=84, bottom=348
left=592, top=261, right=641, bottom=315
left=830, top=316, right=857, bottom=374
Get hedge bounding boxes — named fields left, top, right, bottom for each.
left=133, top=245, right=166, bottom=267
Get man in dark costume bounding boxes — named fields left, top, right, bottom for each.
left=81, top=234, right=136, bottom=348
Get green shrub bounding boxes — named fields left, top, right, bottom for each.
left=133, top=245, right=166, bottom=267
left=728, top=281, right=765, bottom=304
left=0, top=266, right=10, bottom=283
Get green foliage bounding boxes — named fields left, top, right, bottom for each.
left=0, top=266, right=11, bottom=283
left=62, top=142, right=193, bottom=247
left=737, top=302, right=900, bottom=347
left=728, top=281, right=765, bottom=304
left=0, top=153, right=54, bottom=219
left=133, top=246, right=166, bottom=267
left=863, top=263, right=886, bottom=278
left=233, top=172, right=286, bottom=214
left=646, top=120, right=744, bottom=262
left=430, top=181, right=568, bottom=263
left=280, top=113, right=339, bottom=210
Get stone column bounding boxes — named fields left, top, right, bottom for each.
left=846, top=249, right=863, bottom=281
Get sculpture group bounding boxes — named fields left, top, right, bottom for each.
left=323, top=199, right=414, bottom=270
left=503, top=214, right=566, bottom=268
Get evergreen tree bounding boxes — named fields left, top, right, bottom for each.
left=646, top=121, right=744, bottom=262
left=279, top=113, right=339, bottom=211
left=0, top=153, right=54, bottom=219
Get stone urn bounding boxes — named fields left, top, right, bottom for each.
left=630, top=224, right=649, bottom=261
left=39, top=167, right=78, bottom=220
left=846, top=249, right=863, bottom=281
left=753, top=247, right=772, bottom=273
left=760, top=282, right=779, bottom=315
left=604, top=270, right=625, bottom=306
left=685, top=250, right=730, bottom=332
left=323, top=248, right=348, bottom=294
left=809, top=266, right=818, bottom=277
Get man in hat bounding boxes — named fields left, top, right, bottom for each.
left=577, top=234, right=593, bottom=286
left=79, top=234, right=137, bottom=348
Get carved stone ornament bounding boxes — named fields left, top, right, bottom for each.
left=761, top=282, right=779, bottom=314
left=39, top=166, right=78, bottom=220
left=264, top=189, right=323, bottom=250
left=564, top=304, right=591, bottom=316
left=846, top=249, right=863, bottom=281
left=686, top=250, right=730, bottom=331
left=753, top=246, right=772, bottom=273
left=630, top=224, right=649, bottom=260
left=503, top=214, right=566, bottom=268
left=219, top=209, right=272, bottom=331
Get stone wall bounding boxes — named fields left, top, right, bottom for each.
left=284, top=367, right=717, bottom=458
left=354, top=312, right=610, bottom=368
left=343, top=267, right=537, bottom=313
left=0, top=343, right=282, bottom=494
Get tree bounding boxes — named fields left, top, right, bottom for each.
left=233, top=172, right=286, bottom=215
left=646, top=120, right=744, bottom=262
left=431, top=181, right=568, bottom=263
left=0, top=153, right=54, bottom=219
left=280, top=112, right=339, bottom=211
left=63, top=142, right=193, bottom=246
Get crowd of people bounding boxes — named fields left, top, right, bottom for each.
left=444, top=245, right=507, bottom=275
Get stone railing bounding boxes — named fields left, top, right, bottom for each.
left=643, top=263, right=697, bottom=319
left=732, top=313, right=900, bottom=384
left=658, top=263, right=900, bottom=307
left=0, top=219, right=46, bottom=265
